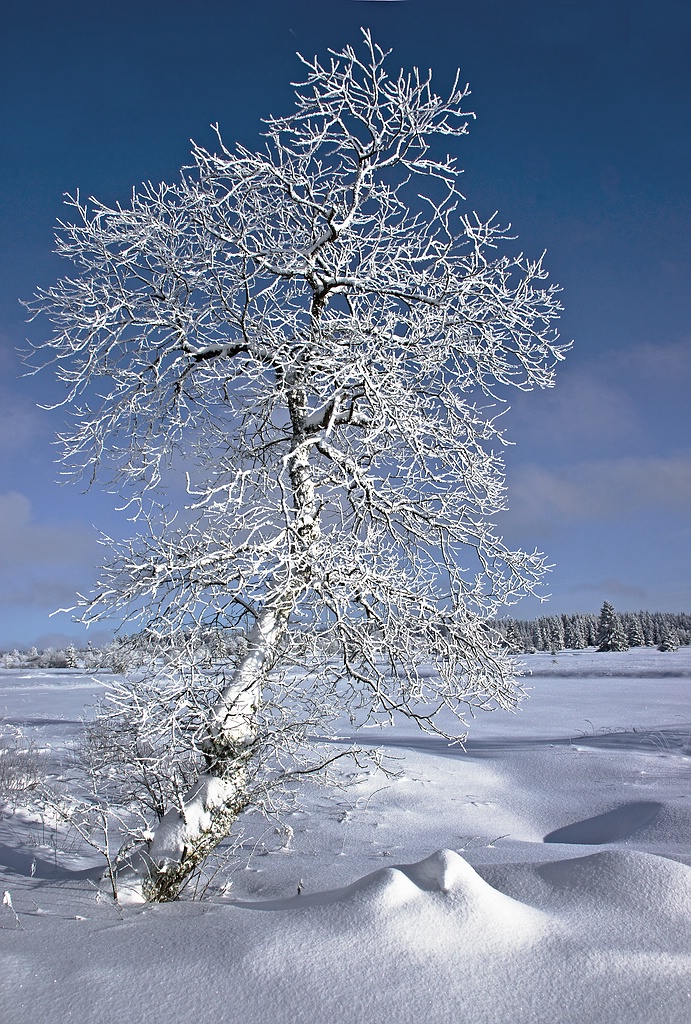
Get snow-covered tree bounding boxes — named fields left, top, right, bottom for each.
left=564, top=614, right=587, bottom=651
left=548, top=616, right=565, bottom=654
left=624, top=613, right=645, bottom=648
left=28, top=33, right=567, bottom=900
left=639, top=611, right=654, bottom=646
left=596, top=602, right=629, bottom=653
left=502, top=621, right=525, bottom=655
left=657, top=626, right=679, bottom=652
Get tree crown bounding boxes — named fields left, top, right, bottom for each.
left=27, top=31, right=569, bottom=733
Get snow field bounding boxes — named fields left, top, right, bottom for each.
left=1, top=647, right=690, bottom=1023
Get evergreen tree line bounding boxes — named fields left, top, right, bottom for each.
left=0, top=630, right=247, bottom=672
left=1, top=604, right=689, bottom=669
left=0, top=640, right=126, bottom=671
left=496, top=604, right=691, bottom=654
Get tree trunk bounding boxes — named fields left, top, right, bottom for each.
left=118, top=606, right=287, bottom=903
left=117, top=389, right=319, bottom=903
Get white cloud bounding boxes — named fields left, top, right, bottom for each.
left=622, top=339, right=691, bottom=384
left=507, top=339, right=691, bottom=462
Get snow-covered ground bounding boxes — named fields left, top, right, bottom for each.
left=1, top=647, right=690, bottom=1023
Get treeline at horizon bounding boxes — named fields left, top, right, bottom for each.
left=495, top=604, right=690, bottom=655
left=2, top=604, right=690, bottom=670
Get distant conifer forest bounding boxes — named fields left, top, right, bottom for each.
left=1, top=605, right=689, bottom=671
left=495, top=604, right=690, bottom=654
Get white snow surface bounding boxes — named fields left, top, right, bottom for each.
left=1, top=647, right=690, bottom=1023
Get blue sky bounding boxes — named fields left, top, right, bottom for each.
left=1, top=0, right=689, bottom=647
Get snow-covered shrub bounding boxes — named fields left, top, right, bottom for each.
left=0, top=729, right=47, bottom=809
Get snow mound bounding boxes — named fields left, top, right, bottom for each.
left=396, top=847, right=479, bottom=892
left=234, top=848, right=551, bottom=954
left=331, top=847, right=537, bottom=923
left=327, top=864, right=422, bottom=911
left=336, top=848, right=493, bottom=905
left=235, top=849, right=509, bottom=910
left=538, top=848, right=691, bottom=918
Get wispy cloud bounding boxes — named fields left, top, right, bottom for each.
left=0, top=392, right=45, bottom=452
left=569, top=578, right=648, bottom=601
left=614, top=339, right=691, bottom=388
left=0, top=492, right=97, bottom=567
left=0, top=492, right=99, bottom=611
left=508, top=367, right=638, bottom=451
left=509, top=338, right=690, bottom=462
left=506, top=453, right=691, bottom=530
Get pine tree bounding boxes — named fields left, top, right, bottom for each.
left=624, top=613, right=645, bottom=648
left=596, top=602, right=629, bottom=652
left=549, top=616, right=565, bottom=654
left=503, top=621, right=524, bottom=654
left=564, top=614, right=586, bottom=650
left=657, top=626, right=679, bottom=652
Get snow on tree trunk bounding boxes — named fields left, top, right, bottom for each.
left=128, top=385, right=322, bottom=899
left=206, top=606, right=287, bottom=754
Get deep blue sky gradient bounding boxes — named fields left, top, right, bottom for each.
left=1, top=0, right=689, bottom=646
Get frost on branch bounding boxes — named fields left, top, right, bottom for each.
left=27, top=30, right=568, bottom=899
